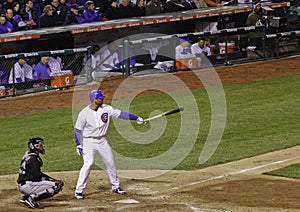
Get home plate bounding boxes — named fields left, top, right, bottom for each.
left=115, top=199, right=139, bottom=204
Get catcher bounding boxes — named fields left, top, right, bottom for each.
left=17, top=137, right=64, bottom=209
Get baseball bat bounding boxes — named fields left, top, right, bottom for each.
left=144, top=107, right=184, bottom=122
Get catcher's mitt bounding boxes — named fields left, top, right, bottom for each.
left=55, top=180, right=64, bottom=187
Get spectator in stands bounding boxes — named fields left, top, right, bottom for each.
left=37, top=0, right=52, bottom=14
left=12, top=2, right=23, bottom=23
left=65, top=4, right=86, bottom=24
left=2, top=0, right=15, bottom=11
left=204, top=0, right=223, bottom=7
left=33, top=56, right=52, bottom=80
left=32, top=0, right=42, bottom=17
left=175, top=38, right=192, bottom=59
left=59, top=0, right=72, bottom=13
left=132, top=0, right=146, bottom=17
left=39, top=5, right=60, bottom=28
left=82, top=1, right=102, bottom=22
left=5, top=8, right=19, bottom=31
left=119, top=0, right=133, bottom=18
left=0, top=4, right=6, bottom=14
left=191, top=37, right=211, bottom=56
left=0, top=63, right=9, bottom=85
left=145, top=0, right=162, bottom=16
left=164, top=0, right=186, bottom=13
left=20, top=0, right=39, bottom=29
left=0, top=14, right=13, bottom=33
left=181, top=0, right=197, bottom=10
left=193, top=0, right=207, bottom=9
left=98, top=0, right=110, bottom=15
left=245, top=2, right=264, bottom=47
left=103, top=0, right=120, bottom=20
left=8, top=58, right=33, bottom=83
left=76, top=0, right=89, bottom=7
left=51, top=0, right=68, bottom=25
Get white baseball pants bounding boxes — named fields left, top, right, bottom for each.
left=75, top=137, right=120, bottom=193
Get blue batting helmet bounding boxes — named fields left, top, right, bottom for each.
left=89, top=90, right=106, bottom=101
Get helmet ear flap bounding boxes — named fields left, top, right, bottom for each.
left=28, top=142, right=34, bottom=150
left=28, top=139, right=35, bottom=151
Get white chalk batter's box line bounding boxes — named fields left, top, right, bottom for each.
left=154, top=155, right=300, bottom=195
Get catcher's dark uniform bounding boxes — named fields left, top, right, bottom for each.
left=17, top=150, right=63, bottom=206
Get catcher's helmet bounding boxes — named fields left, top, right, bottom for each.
left=89, top=90, right=105, bottom=102
left=28, top=137, right=45, bottom=154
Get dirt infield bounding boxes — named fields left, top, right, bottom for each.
left=1, top=56, right=300, bottom=211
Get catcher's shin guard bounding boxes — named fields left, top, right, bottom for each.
left=34, top=184, right=63, bottom=201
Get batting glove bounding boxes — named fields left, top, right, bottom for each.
left=136, top=117, right=146, bottom=125
left=76, top=145, right=83, bottom=156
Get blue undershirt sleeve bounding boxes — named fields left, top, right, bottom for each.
left=74, top=128, right=82, bottom=146
left=119, top=111, right=138, bottom=120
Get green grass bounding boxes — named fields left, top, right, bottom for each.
left=0, top=74, right=300, bottom=176
left=265, top=163, right=300, bottom=179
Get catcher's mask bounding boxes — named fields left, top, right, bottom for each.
left=28, top=137, right=45, bottom=154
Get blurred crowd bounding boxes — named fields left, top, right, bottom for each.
left=0, top=0, right=225, bottom=33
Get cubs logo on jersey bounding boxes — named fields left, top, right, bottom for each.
left=101, top=113, right=108, bottom=123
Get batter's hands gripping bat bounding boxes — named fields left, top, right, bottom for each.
left=144, top=107, right=184, bottom=122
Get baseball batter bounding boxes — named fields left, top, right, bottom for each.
left=74, top=89, right=145, bottom=199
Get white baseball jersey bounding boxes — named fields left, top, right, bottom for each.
left=9, top=62, right=33, bottom=83
left=191, top=43, right=211, bottom=56
left=75, top=104, right=121, bottom=138
left=48, top=56, right=63, bottom=73
left=82, top=54, right=101, bottom=72
left=175, top=45, right=193, bottom=59
left=175, top=45, right=184, bottom=59
left=100, top=49, right=120, bottom=71
left=75, top=104, right=122, bottom=193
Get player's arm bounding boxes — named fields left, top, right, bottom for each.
left=74, top=112, right=84, bottom=156
left=74, top=128, right=81, bottom=146
left=119, top=111, right=138, bottom=120
left=74, top=115, right=83, bottom=147
left=74, top=128, right=83, bottom=156
left=118, top=110, right=146, bottom=125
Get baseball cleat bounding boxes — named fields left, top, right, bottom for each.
left=19, top=195, right=26, bottom=204
left=24, top=195, right=44, bottom=209
left=112, top=187, right=125, bottom=195
left=24, top=196, right=35, bottom=208
left=34, top=202, right=44, bottom=209
left=75, top=192, right=84, bottom=199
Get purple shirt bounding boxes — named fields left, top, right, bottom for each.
left=33, top=62, right=52, bottom=80
left=76, top=0, right=88, bottom=6
left=83, top=8, right=102, bottom=23
left=0, top=23, right=10, bottom=34
left=3, top=21, right=13, bottom=32
left=13, top=14, right=23, bottom=24
left=0, top=65, right=8, bottom=84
